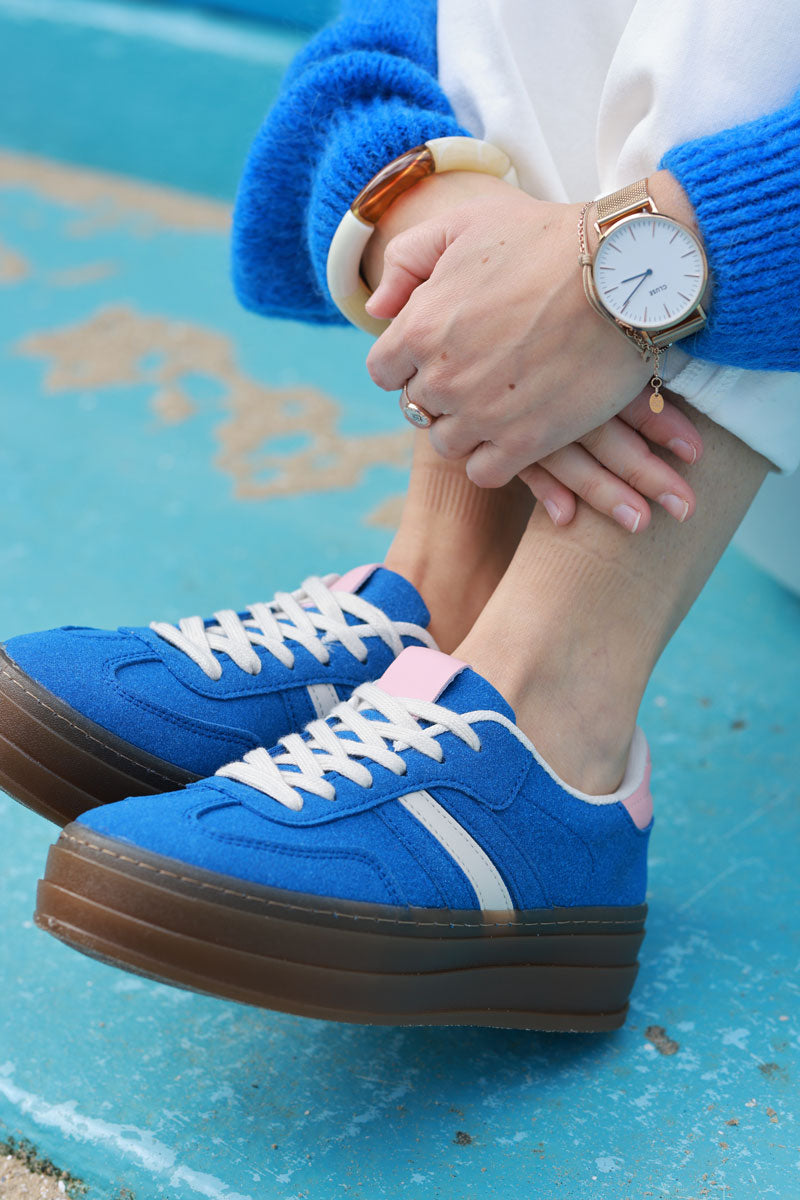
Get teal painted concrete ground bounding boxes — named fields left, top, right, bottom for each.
left=1, top=3, right=798, bottom=1198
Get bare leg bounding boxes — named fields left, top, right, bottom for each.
left=457, top=404, right=770, bottom=793
left=362, top=172, right=534, bottom=650
left=385, top=438, right=532, bottom=649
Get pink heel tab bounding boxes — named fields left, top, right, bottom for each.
left=377, top=647, right=468, bottom=702
left=332, top=564, right=381, bottom=594
left=621, top=743, right=653, bottom=830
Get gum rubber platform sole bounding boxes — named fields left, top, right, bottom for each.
left=0, top=646, right=199, bottom=825
left=36, top=825, right=647, bottom=1031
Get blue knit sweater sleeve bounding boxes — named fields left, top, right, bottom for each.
left=231, top=0, right=472, bottom=325
left=233, top=2, right=800, bottom=371
left=660, top=88, right=800, bottom=371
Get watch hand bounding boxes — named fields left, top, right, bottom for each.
left=620, top=270, right=650, bottom=284
left=622, top=268, right=653, bottom=308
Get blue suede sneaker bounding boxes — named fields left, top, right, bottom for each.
left=0, top=565, right=433, bottom=825
left=36, top=647, right=652, bottom=1030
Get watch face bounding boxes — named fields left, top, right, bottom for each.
left=593, top=214, right=707, bottom=331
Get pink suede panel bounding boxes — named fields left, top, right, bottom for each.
left=377, top=647, right=468, bottom=702
left=622, top=753, right=654, bottom=829
left=332, top=563, right=380, bottom=594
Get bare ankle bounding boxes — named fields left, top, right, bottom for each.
left=457, top=631, right=638, bottom=794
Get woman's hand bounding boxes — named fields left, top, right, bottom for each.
left=365, top=182, right=654, bottom=488
left=525, top=388, right=702, bottom=532
left=360, top=168, right=704, bottom=531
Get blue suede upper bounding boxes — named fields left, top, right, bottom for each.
left=4, top=568, right=430, bottom=775
left=77, top=665, right=651, bottom=911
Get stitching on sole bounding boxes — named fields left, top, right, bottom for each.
left=0, top=666, right=183, bottom=781
left=59, top=832, right=645, bottom=932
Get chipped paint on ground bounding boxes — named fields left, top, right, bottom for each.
left=1, top=1138, right=86, bottom=1199
left=18, top=306, right=411, bottom=500
left=0, top=152, right=230, bottom=235
left=645, top=1026, right=681, bottom=1056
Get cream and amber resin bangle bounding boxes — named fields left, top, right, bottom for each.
left=326, top=137, right=518, bottom=335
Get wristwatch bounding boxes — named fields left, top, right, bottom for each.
left=580, top=178, right=708, bottom=411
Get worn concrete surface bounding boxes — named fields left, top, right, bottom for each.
left=1, top=1156, right=71, bottom=1200
left=0, top=3, right=798, bottom=1199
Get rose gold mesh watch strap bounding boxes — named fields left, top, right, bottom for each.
left=594, top=178, right=655, bottom=231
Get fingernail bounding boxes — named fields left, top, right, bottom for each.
left=543, top=498, right=562, bottom=526
left=612, top=504, right=642, bottom=533
left=659, top=492, right=690, bottom=523
left=667, top=438, right=697, bottom=464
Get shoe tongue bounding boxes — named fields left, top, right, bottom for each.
left=375, top=647, right=515, bottom=721
left=332, top=564, right=430, bottom=628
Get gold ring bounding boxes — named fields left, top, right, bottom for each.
left=400, top=382, right=435, bottom=429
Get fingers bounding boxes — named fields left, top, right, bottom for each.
left=620, top=387, right=704, bottom=465
left=366, top=307, right=421, bottom=395
left=365, top=217, right=450, bottom=321
left=465, top=441, right=532, bottom=490
left=517, top=464, right=577, bottom=526
left=531, top=441, right=655, bottom=532
left=578, top=416, right=696, bottom=522
left=428, top=413, right=481, bottom=462
left=527, top=412, right=699, bottom=533
left=468, top=410, right=698, bottom=533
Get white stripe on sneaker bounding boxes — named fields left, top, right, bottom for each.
left=398, top=790, right=513, bottom=913
left=306, top=682, right=340, bottom=719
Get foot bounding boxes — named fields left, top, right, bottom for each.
left=36, top=647, right=653, bottom=1030
left=0, top=566, right=433, bottom=825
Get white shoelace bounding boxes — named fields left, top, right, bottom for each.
left=150, top=575, right=435, bottom=681
left=216, top=684, right=483, bottom=811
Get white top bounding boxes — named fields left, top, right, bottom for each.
left=437, top=0, right=800, bottom=472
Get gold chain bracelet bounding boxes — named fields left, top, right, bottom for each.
left=577, top=200, right=665, bottom=414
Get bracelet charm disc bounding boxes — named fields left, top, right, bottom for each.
left=649, top=377, right=665, bottom=414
